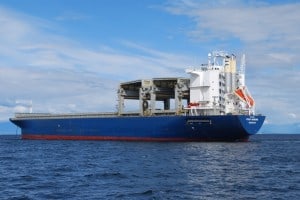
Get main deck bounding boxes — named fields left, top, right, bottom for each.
left=12, top=110, right=180, bottom=120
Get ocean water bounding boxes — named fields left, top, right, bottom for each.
left=0, top=134, right=299, bottom=200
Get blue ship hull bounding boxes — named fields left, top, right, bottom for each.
left=10, top=115, right=265, bottom=142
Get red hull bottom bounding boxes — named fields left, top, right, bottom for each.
left=22, top=134, right=249, bottom=142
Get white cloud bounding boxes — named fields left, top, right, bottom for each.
left=13, top=105, right=30, bottom=113
left=165, top=0, right=300, bottom=65
left=0, top=107, right=11, bottom=121
left=268, top=53, right=295, bottom=63
left=164, top=0, right=300, bottom=125
left=288, top=113, right=297, bottom=119
left=0, top=5, right=193, bottom=121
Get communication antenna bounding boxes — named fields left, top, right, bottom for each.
left=208, top=53, right=212, bottom=67
left=239, top=54, right=246, bottom=86
left=240, top=54, right=246, bottom=74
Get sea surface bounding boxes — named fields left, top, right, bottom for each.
left=0, top=134, right=299, bottom=200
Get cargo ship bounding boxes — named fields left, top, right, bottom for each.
left=10, top=51, right=265, bottom=141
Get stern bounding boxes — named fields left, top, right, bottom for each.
left=238, top=115, right=265, bottom=135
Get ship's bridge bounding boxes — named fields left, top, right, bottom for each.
left=118, top=78, right=190, bottom=116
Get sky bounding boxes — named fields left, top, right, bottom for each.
left=0, top=0, right=300, bottom=133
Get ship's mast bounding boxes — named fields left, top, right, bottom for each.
left=239, top=54, right=246, bottom=86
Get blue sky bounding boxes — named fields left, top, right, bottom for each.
left=0, top=0, right=300, bottom=133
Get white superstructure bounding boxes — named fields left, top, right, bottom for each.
left=186, top=51, right=255, bottom=116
